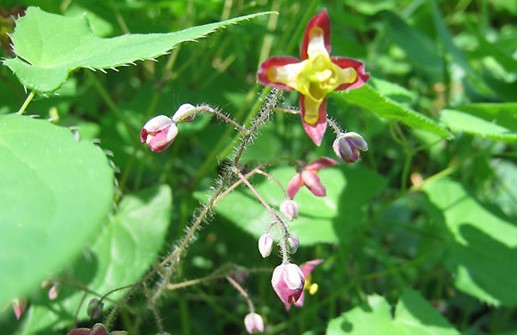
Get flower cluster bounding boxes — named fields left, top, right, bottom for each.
left=139, top=8, right=370, bottom=333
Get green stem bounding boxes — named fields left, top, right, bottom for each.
left=16, top=91, right=35, bottom=115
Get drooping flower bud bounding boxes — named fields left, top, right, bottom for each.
left=87, top=298, right=104, bottom=319
left=288, top=234, right=300, bottom=254
left=12, top=298, right=27, bottom=320
left=280, top=199, right=298, bottom=221
left=172, top=103, right=197, bottom=123
left=258, top=233, right=273, bottom=258
left=244, top=312, right=264, bottom=334
left=48, top=282, right=59, bottom=300
left=271, top=262, right=305, bottom=310
left=332, top=132, right=368, bottom=163
left=140, top=115, right=178, bottom=152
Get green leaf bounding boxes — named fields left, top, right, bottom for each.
left=209, top=166, right=386, bottom=245
left=0, top=114, right=113, bottom=307
left=455, top=103, right=517, bottom=132
left=439, top=109, right=517, bottom=142
left=326, top=290, right=460, bottom=335
left=3, top=7, right=273, bottom=93
left=334, top=78, right=450, bottom=138
left=22, top=185, right=172, bottom=334
left=423, top=178, right=517, bottom=306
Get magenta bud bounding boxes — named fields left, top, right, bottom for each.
left=271, top=262, right=305, bottom=310
left=288, top=234, right=300, bottom=254
left=244, top=312, right=264, bottom=334
left=140, top=115, right=178, bottom=152
left=172, top=103, right=197, bottom=123
left=280, top=199, right=298, bottom=221
left=332, top=132, right=368, bottom=163
left=258, top=233, right=273, bottom=258
left=87, top=298, right=104, bottom=319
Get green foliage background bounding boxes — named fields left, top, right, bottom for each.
left=0, top=0, right=516, bottom=334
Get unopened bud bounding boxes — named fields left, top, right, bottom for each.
left=172, top=103, right=197, bottom=123
left=90, top=323, right=109, bottom=335
left=48, top=282, right=59, bottom=300
left=280, top=199, right=298, bottom=221
left=288, top=234, right=300, bottom=254
left=87, top=298, right=104, bottom=319
left=140, top=115, right=178, bottom=152
left=332, top=132, right=368, bottom=163
left=258, top=233, right=273, bottom=258
left=244, top=312, right=264, bottom=334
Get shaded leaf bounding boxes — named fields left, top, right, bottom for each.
left=22, top=185, right=172, bottom=334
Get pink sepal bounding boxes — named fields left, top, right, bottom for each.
left=287, top=173, right=303, bottom=200
left=306, top=157, right=337, bottom=172
left=300, top=9, right=331, bottom=60
left=257, top=56, right=300, bottom=91
left=300, top=96, right=327, bottom=146
left=331, top=56, right=370, bottom=90
left=301, top=170, right=326, bottom=197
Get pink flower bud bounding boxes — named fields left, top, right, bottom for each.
left=171, top=103, right=197, bottom=123
left=332, top=132, right=368, bottom=163
left=288, top=234, right=300, bottom=254
left=140, top=115, right=178, bottom=152
left=258, top=233, right=273, bottom=258
left=244, top=312, right=264, bottom=333
left=280, top=199, right=298, bottom=221
left=48, top=282, right=59, bottom=300
left=271, top=262, right=305, bottom=310
left=87, top=298, right=104, bottom=319
left=12, top=298, right=27, bottom=320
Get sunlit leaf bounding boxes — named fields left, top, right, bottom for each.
left=326, top=290, right=460, bottom=335
left=3, top=7, right=273, bottom=93
left=440, top=109, right=517, bottom=142
left=209, top=166, right=386, bottom=245
left=423, top=178, right=517, bottom=306
left=334, top=78, right=449, bottom=138
left=0, top=114, right=113, bottom=307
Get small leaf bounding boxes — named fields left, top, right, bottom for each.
left=3, top=7, right=274, bottom=93
left=440, top=109, right=517, bottom=142
left=0, top=114, right=113, bottom=307
left=334, top=78, right=449, bottom=138
left=423, top=178, right=517, bottom=306
left=21, top=185, right=172, bottom=334
left=326, top=290, right=460, bottom=334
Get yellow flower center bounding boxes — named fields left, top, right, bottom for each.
left=267, top=27, right=358, bottom=125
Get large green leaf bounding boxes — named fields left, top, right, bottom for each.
left=334, top=78, right=450, bottom=138
left=3, top=7, right=272, bottom=93
left=439, top=109, right=517, bottom=142
left=326, top=290, right=460, bottom=335
left=22, top=185, right=172, bottom=334
left=210, top=166, right=386, bottom=245
left=423, top=178, right=517, bottom=306
left=0, top=114, right=113, bottom=307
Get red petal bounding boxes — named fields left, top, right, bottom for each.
left=287, top=173, right=303, bottom=200
left=331, top=57, right=370, bottom=90
left=300, top=96, right=327, bottom=146
left=257, top=56, right=300, bottom=91
left=306, top=157, right=337, bottom=172
left=301, top=9, right=331, bottom=60
left=301, top=170, right=326, bottom=197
